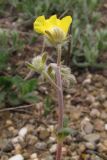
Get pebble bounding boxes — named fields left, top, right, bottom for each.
left=81, top=117, right=93, bottom=134
left=8, top=126, right=15, bottom=132
left=49, top=144, right=57, bottom=153
left=83, top=122, right=94, bottom=134
left=78, top=143, right=86, bottom=152
left=84, top=133, right=100, bottom=143
left=48, top=136, right=56, bottom=144
left=101, top=111, right=107, bottom=120
left=30, top=153, right=37, bottom=159
left=18, top=127, right=28, bottom=138
left=47, top=125, right=55, bottom=133
left=86, top=95, right=95, bottom=104
left=26, top=124, right=35, bottom=132
left=90, top=109, right=100, bottom=118
left=26, top=134, right=38, bottom=145
left=1, top=155, right=8, bottom=160
left=85, top=142, right=96, bottom=150
left=6, top=120, right=13, bottom=126
left=94, top=119, right=104, bottom=131
left=37, top=128, right=50, bottom=140
left=103, top=101, right=107, bottom=108
left=103, top=140, right=107, bottom=147
left=35, top=142, right=47, bottom=150
left=97, top=142, right=107, bottom=152
left=14, top=144, right=22, bottom=154
left=8, top=154, right=24, bottom=160
left=82, top=78, right=91, bottom=86
left=105, top=124, right=107, bottom=130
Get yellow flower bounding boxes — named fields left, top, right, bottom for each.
left=33, top=15, right=72, bottom=45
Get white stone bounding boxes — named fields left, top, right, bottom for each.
left=9, top=154, right=24, bottom=160
left=105, top=124, right=107, bottom=130
left=18, top=127, right=28, bottom=138
left=30, top=153, right=37, bottom=159
left=49, top=144, right=57, bottom=153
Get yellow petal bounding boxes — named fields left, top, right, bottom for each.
left=59, top=16, right=72, bottom=35
left=47, top=15, right=58, bottom=25
left=34, top=16, right=51, bottom=34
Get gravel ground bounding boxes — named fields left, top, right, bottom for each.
left=0, top=72, right=107, bottom=160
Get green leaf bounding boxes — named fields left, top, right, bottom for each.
left=21, top=79, right=37, bottom=95
left=0, top=91, right=6, bottom=103
left=56, top=128, right=77, bottom=142
left=8, top=92, right=22, bottom=106
left=44, top=96, right=53, bottom=116
left=22, top=93, right=37, bottom=103
left=0, top=76, right=12, bottom=90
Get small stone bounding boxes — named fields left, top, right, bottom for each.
left=43, top=155, right=53, bottom=160
left=103, top=140, right=107, bottom=147
left=12, top=136, right=19, bottom=144
left=101, top=111, right=107, bottom=120
left=85, top=142, right=96, bottom=150
left=91, top=102, right=100, bottom=108
left=6, top=120, right=13, bottom=126
left=8, top=126, right=15, bottom=132
left=26, top=134, right=38, bottom=145
left=30, top=153, right=37, bottom=159
left=49, top=144, right=57, bottom=153
left=83, top=122, right=94, bottom=134
left=14, top=144, right=22, bottom=154
left=84, top=133, right=100, bottom=143
left=26, top=124, right=34, bottom=133
left=62, top=147, right=67, bottom=156
left=1, top=155, right=8, bottom=160
left=90, top=109, right=100, bottom=118
left=35, top=142, right=47, bottom=150
left=65, top=94, right=71, bottom=100
left=48, top=137, right=56, bottom=144
left=81, top=117, right=93, bottom=134
left=97, top=143, right=107, bottom=152
left=86, top=95, right=95, bottom=104
left=47, top=125, right=55, bottom=133
left=37, top=128, right=50, bottom=140
left=94, top=119, right=104, bottom=131
left=70, top=108, right=82, bottom=120
left=82, top=78, right=91, bottom=86
left=105, top=124, right=107, bottom=131
left=8, top=154, right=24, bottom=160
left=79, top=143, right=86, bottom=152
left=18, top=127, right=28, bottom=138
left=103, top=101, right=107, bottom=108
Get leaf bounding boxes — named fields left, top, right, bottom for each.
left=8, top=92, right=22, bottom=106
left=0, top=76, right=12, bottom=90
left=22, top=93, right=37, bottom=103
left=0, top=91, right=6, bottom=103
left=56, top=127, right=78, bottom=142
left=42, top=52, right=48, bottom=64
left=21, top=79, right=37, bottom=95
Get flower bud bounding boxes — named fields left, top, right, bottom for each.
left=27, top=52, right=47, bottom=73
left=45, top=27, right=65, bottom=45
left=61, top=66, right=76, bottom=88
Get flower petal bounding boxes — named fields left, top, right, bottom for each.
left=59, top=16, right=72, bottom=35
left=34, top=16, right=51, bottom=34
left=47, top=15, right=58, bottom=25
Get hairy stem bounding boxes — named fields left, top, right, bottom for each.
left=55, top=45, right=64, bottom=160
